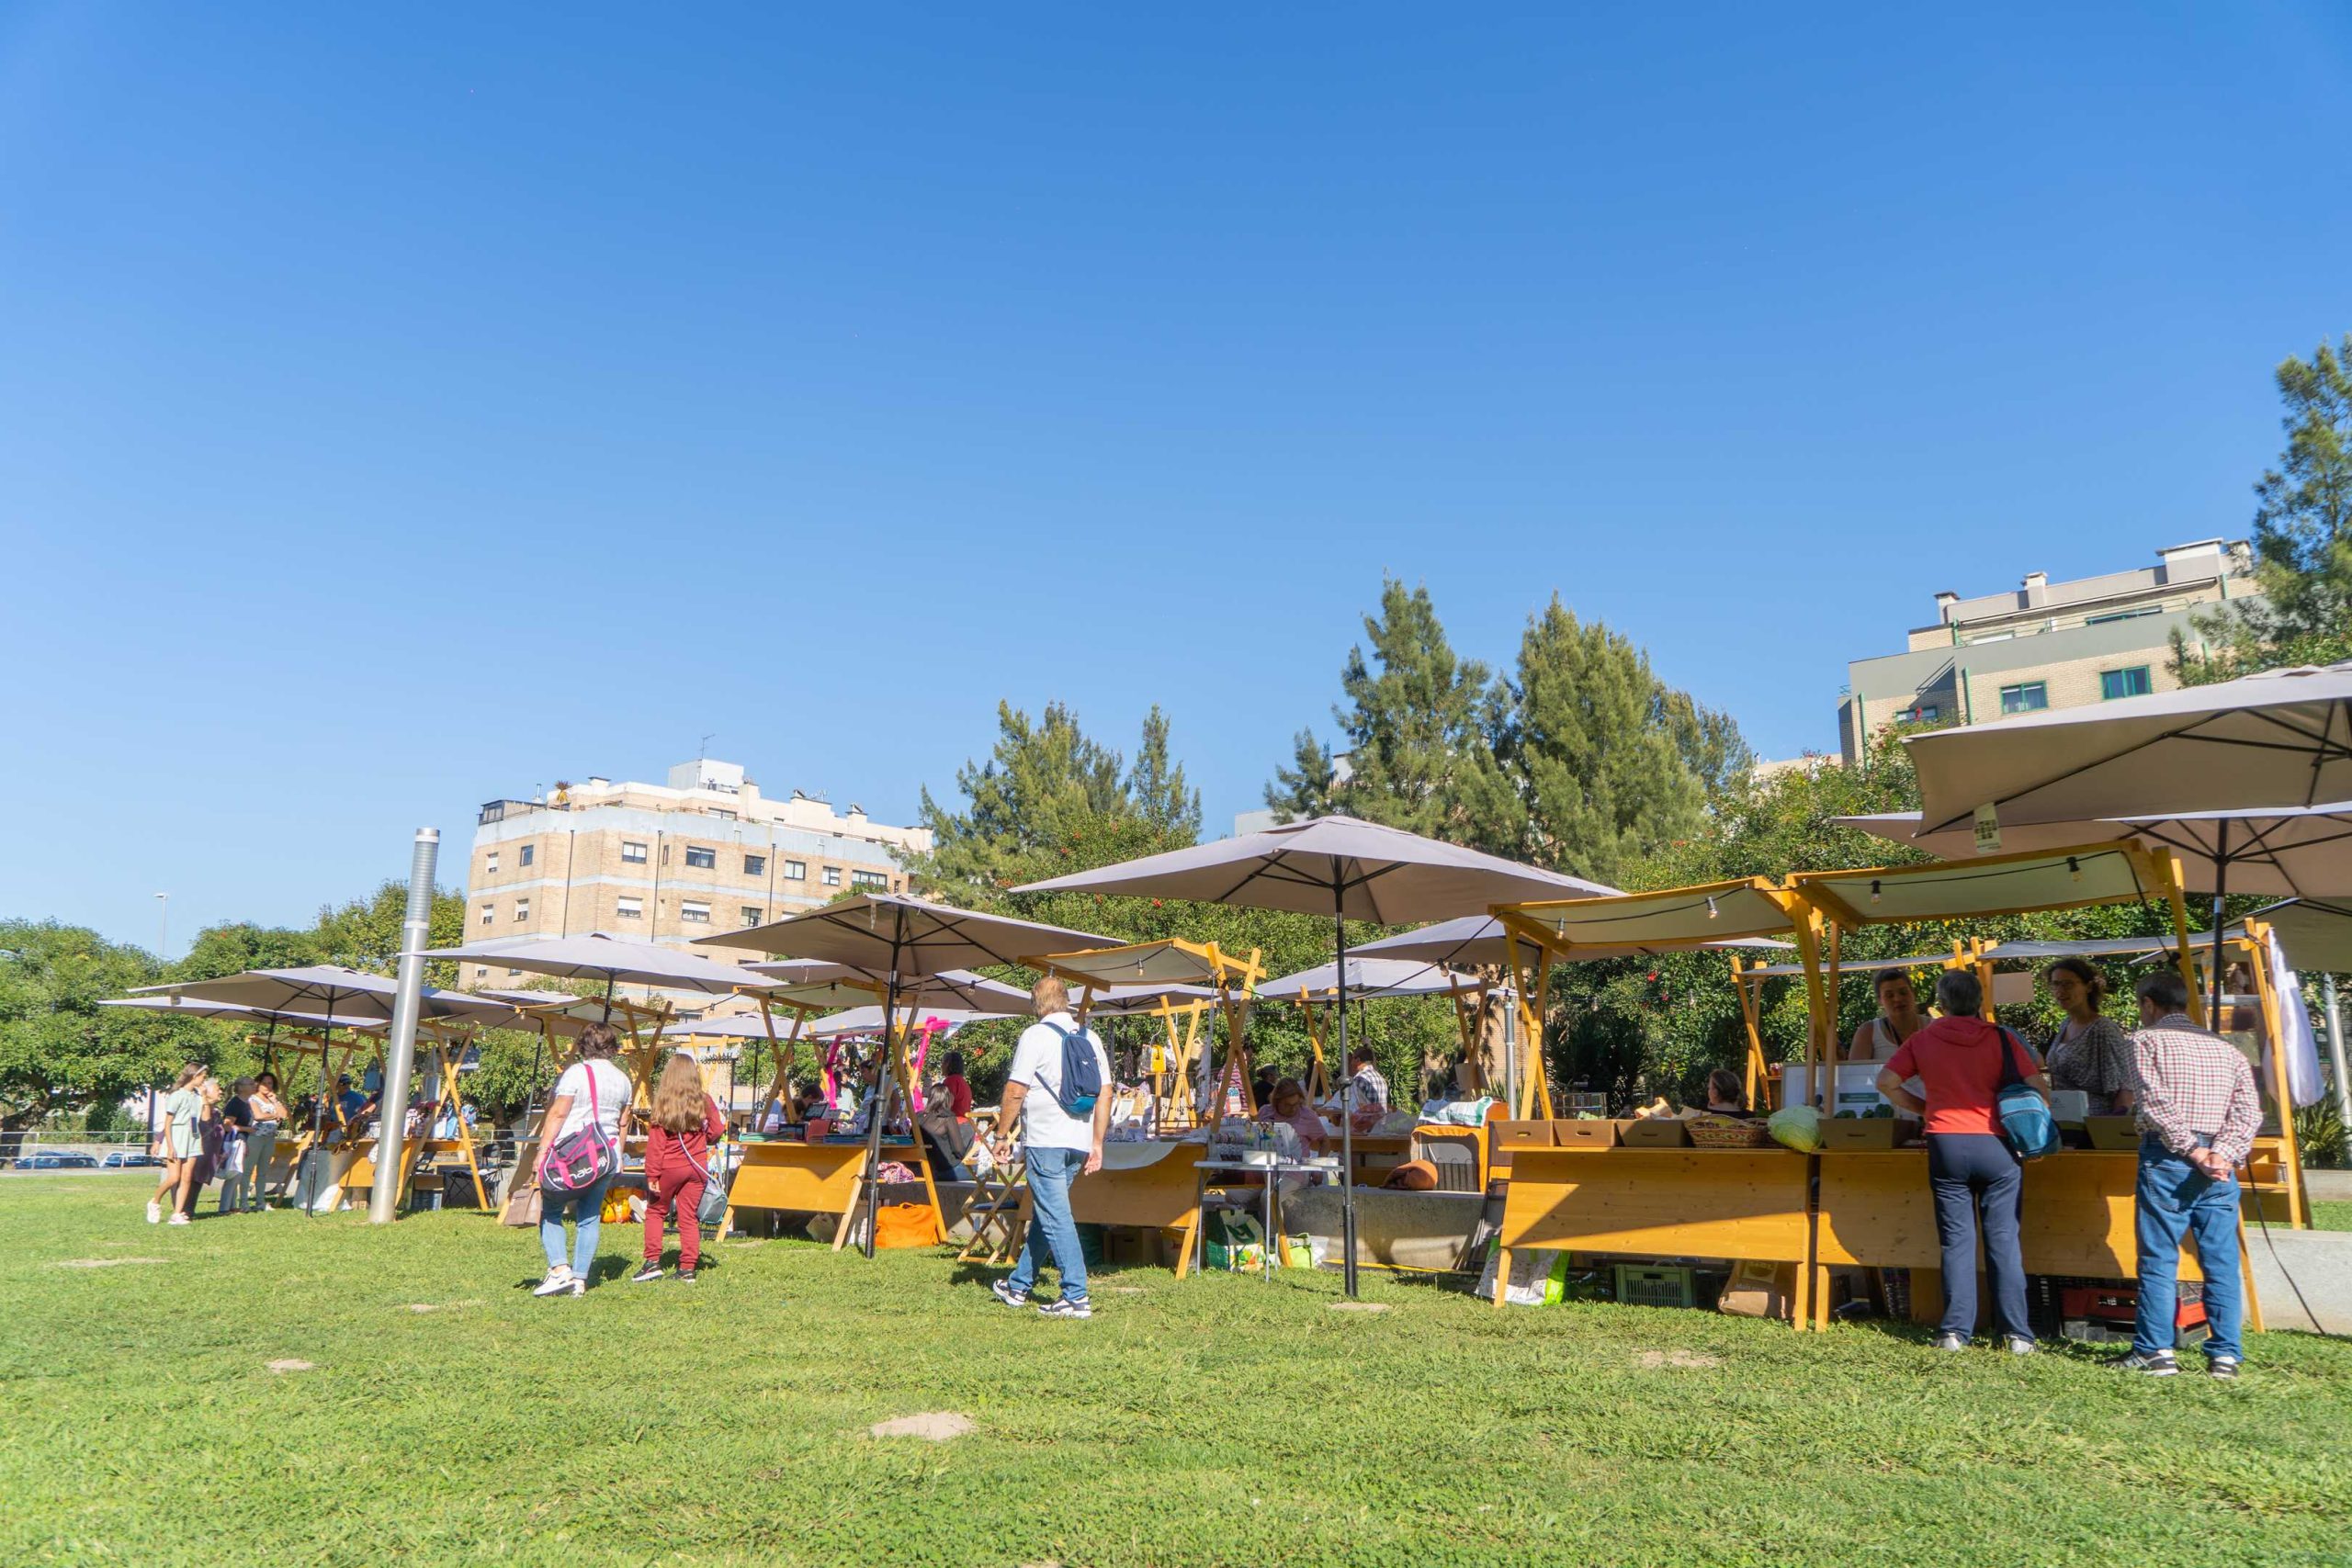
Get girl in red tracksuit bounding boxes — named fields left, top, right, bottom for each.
left=635, top=1052, right=726, bottom=1284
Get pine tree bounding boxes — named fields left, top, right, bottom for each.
left=1128, top=705, right=1202, bottom=838
left=1263, top=729, right=1338, bottom=822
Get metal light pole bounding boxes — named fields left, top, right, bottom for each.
left=2324, top=974, right=2352, bottom=1141
left=154, top=893, right=169, bottom=961
left=368, top=829, right=440, bottom=1224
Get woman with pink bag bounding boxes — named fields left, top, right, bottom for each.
left=526, top=1022, right=631, bottom=1298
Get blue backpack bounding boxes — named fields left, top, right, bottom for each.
left=1052, top=1023, right=1103, bottom=1116
left=1993, top=1028, right=2060, bottom=1160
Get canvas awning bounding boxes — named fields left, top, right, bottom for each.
left=1786, top=840, right=2180, bottom=928
left=1733, top=953, right=1958, bottom=981
left=1255, top=956, right=1489, bottom=1002
left=1838, top=804, right=2352, bottom=900
left=1353, top=911, right=1792, bottom=967
left=1498, top=878, right=1800, bottom=954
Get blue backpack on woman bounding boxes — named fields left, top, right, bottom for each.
left=1993, top=1028, right=2061, bottom=1160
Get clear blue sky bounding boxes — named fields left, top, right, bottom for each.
left=6, top=4, right=2348, bottom=953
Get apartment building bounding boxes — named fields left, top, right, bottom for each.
left=1838, top=538, right=2258, bottom=762
left=460, top=759, right=932, bottom=988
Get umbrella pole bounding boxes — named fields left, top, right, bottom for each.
left=602, top=974, right=616, bottom=1026
left=1334, top=890, right=1359, bottom=1300
left=2210, top=824, right=2231, bottom=1032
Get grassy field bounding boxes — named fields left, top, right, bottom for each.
left=4, top=1178, right=2349, bottom=1568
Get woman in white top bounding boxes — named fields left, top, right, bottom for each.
left=528, top=1022, right=633, bottom=1297
left=1848, top=969, right=1926, bottom=1063
left=146, top=1063, right=209, bottom=1225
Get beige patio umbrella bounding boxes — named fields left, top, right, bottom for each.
left=1016, top=813, right=1613, bottom=1296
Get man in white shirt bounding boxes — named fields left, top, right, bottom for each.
left=990, top=974, right=1112, bottom=1319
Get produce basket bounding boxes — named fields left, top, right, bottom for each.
left=1683, top=1115, right=1771, bottom=1149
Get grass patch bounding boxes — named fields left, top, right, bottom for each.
left=2310, top=1200, right=2352, bottom=1232
left=4, top=1177, right=2349, bottom=1566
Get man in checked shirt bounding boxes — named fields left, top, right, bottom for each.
left=2118, top=969, right=2262, bottom=1380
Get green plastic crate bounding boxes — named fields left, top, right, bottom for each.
left=1612, top=1264, right=1697, bottom=1310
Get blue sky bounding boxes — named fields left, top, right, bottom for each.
left=5, top=4, right=2348, bottom=953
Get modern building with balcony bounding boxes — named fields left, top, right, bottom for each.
left=1837, top=538, right=2258, bottom=762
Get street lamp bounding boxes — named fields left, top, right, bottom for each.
left=154, top=893, right=170, bottom=961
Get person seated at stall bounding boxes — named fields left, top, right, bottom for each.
left=1875, top=969, right=2051, bottom=1356
left=2041, top=957, right=2136, bottom=1115
left=1256, top=1077, right=1330, bottom=1155
left=334, top=1075, right=368, bottom=1128
left=1849, top=968, right=1927, bottom=1063
left=1691, top=1067, right=1759, bottom=1119
left=1250, top=1064, right=1278, bottom=1110
left=1348, top=1045, right=1390, bottom=1112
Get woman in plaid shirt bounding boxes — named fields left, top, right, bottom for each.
left=2119, top=969, right=2262, bottom=1380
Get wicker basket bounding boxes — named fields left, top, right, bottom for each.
left=1684, top=1115, right=1772, bottom=1148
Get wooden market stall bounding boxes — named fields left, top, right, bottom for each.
left=1785, top=840, right=2266, bottom=1332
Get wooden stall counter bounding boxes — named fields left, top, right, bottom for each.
left=1813, top=1147, right=2258, bottom=1333
left=725, top=1136, right=942, bottom=1251
left=1017, top=1141, right=1208, bottom=1280
left=1492, top=1143, right=1815, bottom=1324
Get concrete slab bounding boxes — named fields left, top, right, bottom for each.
left=2302, top=1168, right=2352, bottom=1201
left=2246, top=1225, right=2352, bottom=1336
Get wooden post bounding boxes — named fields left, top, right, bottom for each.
left=2240, top=921, right=2308, bottom=1227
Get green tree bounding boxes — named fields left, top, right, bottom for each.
left=1496, top=598, right=1747, bottom=886
left=310, top=880, right=469, bottom=987
left=1128, top=705, right=1202, bottom=839
left=0, top=921, right=205, bottom=1136
left=2181, top=334, right=2352, bottom=682
left=910, top=701, right=1159, bottom=900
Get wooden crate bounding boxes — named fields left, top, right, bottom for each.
left=1552, top=1118, right=1624, bottom=1148
left=2085, top=1116, right=2140, bottom=1151
left=1495, top=1120, right=1555, bottom=1151
left=1819, top=1117, right=1898, bottom=1151
left=1621, top=1118, right=1691, bottom=1149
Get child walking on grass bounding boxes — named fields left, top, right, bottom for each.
left=635, top=1051, right=725, bottom=1285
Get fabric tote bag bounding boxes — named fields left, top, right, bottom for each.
left=540, top=1065, right=622, bottom=1196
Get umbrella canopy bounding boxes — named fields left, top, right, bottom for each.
left=419, top=933, right=776, bottom=998
left=1256, top=956, right=1487, bottom=1002
left=1015, top=813, right=1616, bottom=919
left=1788, top=841, right=2165, bottom=927
left=132, top=965, right=514, bottom=1025
left=2249, top=897, right=2352, bottom=975
left=1839, top=805, right=2352, bottom=899
left=696, top=892, right=1121, bottom=978
left=740, top=961, right=1034, bottom=1016
left=98, top=997, right=390, bottom=1033
left=1082, top=981, right=1222, bottom=1017
left=1906, top=660, right=2352, bottom=836
left=1353, top=912, right=1791, bottom=967
left=802, top=1006, right=985, bottom=1041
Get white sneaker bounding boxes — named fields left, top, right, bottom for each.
left=167, top=1213, right=190, bottom=1226
left=532, top=1266, right=576, bottom=1298
left=146, top=1201, right=162, bottom=1224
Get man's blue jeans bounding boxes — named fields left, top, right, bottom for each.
left=1008, top=1146, right=1090, bottom=1303
left=2134, top=1135, right=2243, bottom=1361
left=540, top=1174, right=612, bottom=1280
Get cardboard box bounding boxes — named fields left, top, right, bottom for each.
left=1552, top=1118, right=1624, bottom=1148
left=1716, top=1259, right=1797, bottom=1321
left=1621, top=1118, right=1691, bottom=1149
left=2086, top=1116, right=2140, bottom=1150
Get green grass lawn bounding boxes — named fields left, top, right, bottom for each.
left=5, top=1178, right=2349, bottom=1568
left=2311, top=1199, right=2352, bottom=1232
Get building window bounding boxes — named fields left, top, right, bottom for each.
left=741, top=905, right=763, bottom=927
left=518, top=843, right=535, bottom=868
left=851, top=869, right=888, bottom=891
left=680, top=900, right=712, bottom=925
left=743, top=853, right=766, bottom=877
left=622, top=840, right=649, bottom=864
left=506, top=967, right=521, bottom=977
left=2086, top=607, right=2159, bottom=626
left=479, top=905, right=494, bottom=927
left=784, top=860, right=807, bottom=881
left=708, top=809, right=737, bottom=821
left=514, top=897, right=531, bottom=922
left=475, top=965, right=490, bottom=982
left=1999, top=682, right=2049, bottom=715
left=616, top=895, right=644, bottom=919
left=822, top=866, right=842, bottom=887
left=486, top=851, right=500, bottom=874
left=1903, top=703, right=1941, bottom=724
left=2101, top=666, right=2153, bottom=700
left=684, top=845, right=717, bottom=870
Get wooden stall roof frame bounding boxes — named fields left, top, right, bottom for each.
left=1026, top=938, right=1266, bottom=1121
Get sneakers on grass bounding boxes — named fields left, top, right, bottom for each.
left=2006, top=1336, right=2037, bottom=1356
left=167, top=1213, right=190, bottom=1226
left=532, top=1266, right=578, bottom=1298
left=2209, top=1356, right=2241, bottom=1381
left=146, top=1201, right=162, bottom=1224
left=676, top=1269, right=697, bottom=1284
left=2116, top=1349, right=2178, bottom=1377
left=1931, top=1332, right=1967, bottom=1352
left=1038, top=1297, right=1091, bottom=1320
left=989, top=1279, right=1030, bottom=1310
left=630, top=1263, right=663, bottom=1284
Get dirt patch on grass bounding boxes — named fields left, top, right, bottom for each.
left=266, top=1359, right=316, bottom=1374
left=405, top=1300, right=483, bottom=1314
left=868, top=1411, right=974, bottom=1441
left=1634, top=1349, right=1721, bottom=1370
left=55, top=1257, right=166, bottom=1269
left=1329, top=1301, right=1390, bottom=1314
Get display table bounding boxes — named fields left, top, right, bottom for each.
left=1014, top=1141, right=1208, bottom=1280
left=1491, top=1144, right=1815, bottom=1322
left=1813, top=1147, right=2260, bottom=1333
left=725, top=1136, right=941, bottom=1251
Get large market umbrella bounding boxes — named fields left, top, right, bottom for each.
left=1353, top=914, right=1790, bottom=968
left=420, top=932, right=778, bottom=1020
left=1255, top=955, right=1486, bottom=1002
left=1906, top=660, right=2352, bottom=837
left=1841, top=804, right=2352, bottom=1029
left=1016, top=813, right=1615, bottom=1296
left=695, top=892, right=1122, bottom=1256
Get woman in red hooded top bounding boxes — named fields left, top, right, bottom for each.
left=1877, top=968, right=2051, bottom=1356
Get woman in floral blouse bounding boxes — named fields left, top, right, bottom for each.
left=2041, top=958, right=2136, bottom=1114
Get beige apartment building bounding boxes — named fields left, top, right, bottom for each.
left=460, top=759, right=931, bottom=993
left=1838, top=538, right=2259, bottom=762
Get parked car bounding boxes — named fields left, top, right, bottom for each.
left=100, top=1151, right=164, bottom=1169
left=12, top=1152, right=102, bottom=1169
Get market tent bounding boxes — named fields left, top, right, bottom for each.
left=695, top=892, right=1121, bottom=1257
left=1905, top=659, right=2352, bottom=836
left=1019, top=814, right=1612, bottom=1296
left=1353, top=913, right=1792, bottom=967
left=1502, top=878, right=1799, bottom=953
left=98, top=997, right=390, bottom=1032
left=1786, top=840, right=2182, bottom=928
left=1256, top=955, right=1483, bottom=1001
left=420, top=932, right=778, bottom=1011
